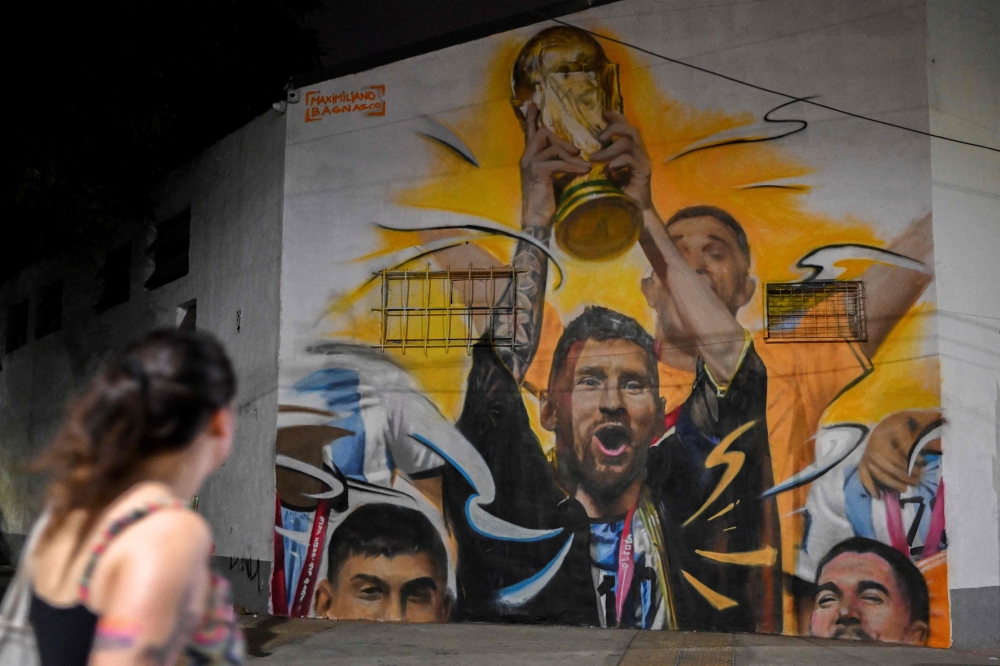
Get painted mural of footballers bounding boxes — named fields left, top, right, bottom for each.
left=505, top=24, right=935, bottom=632
left=443, top=26, right=780, bottom=633
left=793, top=409, right=946, bottom=637
left=643, top=204, right=934, bottom=624
left=272, top=352, right=456, bottom=617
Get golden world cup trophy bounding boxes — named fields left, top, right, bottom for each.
left=512, top=26, right=643, bottom=262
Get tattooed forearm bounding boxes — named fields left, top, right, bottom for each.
left=491, top=226, right=550, bottom=383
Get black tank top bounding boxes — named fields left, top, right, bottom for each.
left=27, top=501, right=186, bottom=666
left=29, top=595, right=98, bottom=666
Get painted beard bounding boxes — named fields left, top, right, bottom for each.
left=566, top=423, right=648, bottom=508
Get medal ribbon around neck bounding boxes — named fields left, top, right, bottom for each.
left=615, top=504, right=638, bottom=626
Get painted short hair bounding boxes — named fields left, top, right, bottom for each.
left=548, top=305, right=658, bottom=390
left=326, top=503, right=448, bottom=584
left=666, top=205, right=751, bottom=261
left=815, top=537, right=930, bottom=625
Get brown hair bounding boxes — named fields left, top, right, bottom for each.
left=34, top=328, right=236, bottom=546
left=666, top=205, right=751, bottom=260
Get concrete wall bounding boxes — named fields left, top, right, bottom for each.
left=927, top=0, right=1000, bottom=649
left=0, top=108, right=285, bottom=610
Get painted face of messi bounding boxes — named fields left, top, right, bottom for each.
left=541, top=337, right=664, bottom=516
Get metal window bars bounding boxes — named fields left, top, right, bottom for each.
left=374, top=265, right=520, bottom=354
left=764, top=280, right=867, bottom=342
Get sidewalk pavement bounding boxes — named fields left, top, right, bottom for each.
left=240, top=617, right=1000, bottom=666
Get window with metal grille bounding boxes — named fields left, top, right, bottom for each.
left=35, top=279, right=63, bottom=338
left=96, top=242, right=131, bottom=312
left=764, top=281, right=867, bottom=342
left=374, top=266, right=519, bottom=353
left=5, top=300, right=28, bottom=353
left=145, top=210, right=190, bottom=290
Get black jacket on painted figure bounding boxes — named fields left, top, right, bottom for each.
left=444, top=339, right=782, bottom=632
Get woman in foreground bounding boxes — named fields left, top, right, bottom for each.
left=26, top=329, right=243, bottom=665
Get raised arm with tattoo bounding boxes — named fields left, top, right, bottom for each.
left=491, top=102, right=589, bottom=383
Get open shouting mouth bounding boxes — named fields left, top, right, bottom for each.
left=594, top=424, right=630, bottom=458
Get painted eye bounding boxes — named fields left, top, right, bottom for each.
left=816, top=593, right=837, bottom=608
left=407, top=591, right=433, bottom=605
left=579, top=377, right=601, bottom=388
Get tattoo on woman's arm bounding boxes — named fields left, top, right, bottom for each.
left=93, top=618, right=141, bottom=650
left=92, top=589, right=201, bottom=666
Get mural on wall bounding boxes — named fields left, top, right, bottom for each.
left=274, top=8, right=944, bottom=646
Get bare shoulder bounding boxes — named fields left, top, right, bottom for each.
left=108, top=509, right=212, bottom=571
left=88, top=507, right=213, bottom=614
left=123, top=508, right=212, bottom=561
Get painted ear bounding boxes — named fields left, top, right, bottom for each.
left=539, top=390, right=557, bottom=432
left=739, top=275, right=757, bottom=309
left=313, top=579, right=335, bottom=618
left=906, top=620, right=929, bottom=645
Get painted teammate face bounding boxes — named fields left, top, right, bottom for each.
left=664, top=216, right=754, bottom=314
left=542, top=337, right=663, bottom=508
left=314, top=552, right=450, bottom=623
left=810, top=551, right=928, bottom=644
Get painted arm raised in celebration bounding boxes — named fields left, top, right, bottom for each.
left=591, top=111, right=748, bottom=385
left=491, top=102, right=590, bottom=383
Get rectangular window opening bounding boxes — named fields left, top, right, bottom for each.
left=374, top=266, right=519, bottom=353
left=177, top=299, right=197, bottom=330
left=96, top=242, right=132, bottom=312
left=764, top=280, right=867, bottom=342
left=145, top=210, right=190, bottom=290
left=35, top=279, right=64, bottom=339
left=5, top=300, right=29, bottom=352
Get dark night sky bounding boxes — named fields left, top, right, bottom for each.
left=306, top=0, right=564, bottom=72
left=4, top=0, right=601, bottom=284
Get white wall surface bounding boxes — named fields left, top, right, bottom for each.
left=0, top=109, right=285, bottom=562
left=927, top=0, right=1000, bottom=592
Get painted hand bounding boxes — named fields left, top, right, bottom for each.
left=858, top=410, right=941, bottom=498
left=591, top=110, right=653, bottom=211
left=520, top=102, right=591, bottom=229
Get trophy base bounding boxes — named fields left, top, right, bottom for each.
left=553, top=180, right=643, bottom=261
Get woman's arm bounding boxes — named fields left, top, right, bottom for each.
left=89, top=511, right=213, bottom=666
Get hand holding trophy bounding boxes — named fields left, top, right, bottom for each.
left=512, top=26, right=644, bottom=261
